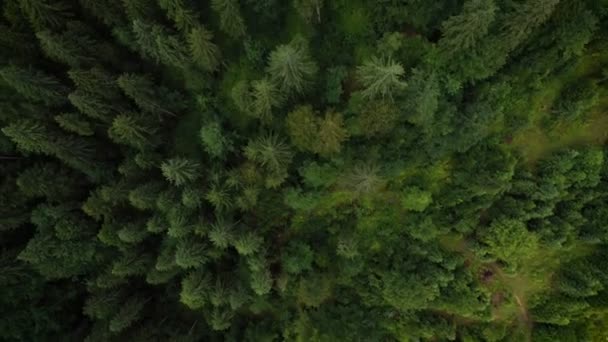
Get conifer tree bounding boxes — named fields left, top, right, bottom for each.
left=2, top=119, right=55, bottom=154
left=16, top=162, right=82, bottom=200
left=208, top=219, right=235, bottom=249
left=286, top=105, right=318, bottom=151
left=200, top=121, right=231, bottom=159
left=231, top=80, right=253, bottom=113
left=244, top=134, right=293, bottom=173
left=36, top=23, right=99, bottom=67
left=358, top=100, right=398, bottom=137
left=439, top=0, right=497, bottom=55
left=129, top=182, right=164, bottom=210
left=250, top=268, right=273, bottom=296
left=122, top=0, right=158, bottom=21
left=68, top=90, right=118, bottom=123
left=211, top=0, right=246, bottom=38
left=267, top=37, right=318, bottom=95
left=118, top=222, right=149, bottom=243
left=233, top=232, right=263, bottom=256
left=357, top=56, right=406, bottom=100
left=313, top=110, right=348, bottom=157
left=19, top=0, right=73, bottom=30
left=117, top=73, right=184, bottom=116
left=84, top=290, right=124, bottom=320
left=0, top=66, right=69, bottom=106
left=180, top=270, right=210, bottom=309
left=251, top=78, right=283, bottom=122
left=158, top=0, right=198, bottom=32
left=55, top=112, right=95, bottom=136
left=68, top=68, right=121, bottom=100
left=109, top=296, right=147, bottom=333
left=205, top=182, right=232, bottom=212
left=132, top=20, right=189, bottom=68
left=188, top=26, right=221, bottom=71
left=175, top=238, right=208, bottom=269
left=108, top=113, right=158, bottom=150
left=161, top=158, right=201, bottom=186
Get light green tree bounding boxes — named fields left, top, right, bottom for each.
left=188, top=26, right=221, bottom=71
left=161, top=158, right=201, bottom=186
left=356, top=56, right=406, bottom=100
left=267, top=37, right=318, bottom=95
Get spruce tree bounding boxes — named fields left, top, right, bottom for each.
left=0, top=66, right=69, bottom=106
left=188, top=26, right=221, bottom=71
left=356, top=56, right=406, bottom=100
left=161, top=158, right=201, bottom=186
left=267, top=37, right=318, bottom=95
left=211, top=0, right=246, bottom=38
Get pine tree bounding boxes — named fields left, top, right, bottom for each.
left=111, top=250, right=153, bottom=277
left=286, top=105, right=318, bottom=151
left=1, top=119, right=55, bottom=154
left=233, top=232, right=263, bottom=256
left=175, top=238, right=208, bottom=269
left=208, top=218, right=234, bottom=249
left=501, top=0, right=560, bottom=50
left=55, top=112, right=95, bottom=136
left=155, top=239, right=177, bottom=271
left=439, top=0, right=497, bottom=55
left=231, top=80, right=253, bottom=112
left=356, top=56, right=406, bottom=100
left=68, top=90, right=118, bottom=123
left=180, top=270, right=210, bottom=309
left=108, top=113, right=158, bottom=150
left=167, top=206, right=196, bottom=237
left=147, top=215, right=168, bottom=233
left=68, top=68, right=121, bottom=101
left=84, top=290, right=124, bottom=320
left=244, top=134, right=293, bottom=173
left=16, top=162, right=81, bottom=200
left=109, top=296, right=147, bottom=332
left=358, top=100, right=398, bottom=137
left=188, top=26, right=221, bottom=71
left=313, top=110, right=348, bottom=157
left=250, top=269, right=273, bottom=296
left=158, top=0, right=199, bottom=32
left=0, top=65, right=69, bottom=106
left=205, top=182, right=232, bottom=212
left=122, top=0, right=158, bottom=22
left=161, top=158, right=201, bottom=186
left=211, top=0, right=246, bottom=38
left=132, top=20, right=189, bottom=68
left=19, top=0, right=73, bottom=30
left=251, top=78, right=283, bottom=122
left=181, top=186, right=204, bottom=208
left=200, top=121, right=231, bottom=159
left=118, top=222, right=150, bottom=243
left=18, top=229, right=97, bottom=279
left=341, top=163, right=384, bottom=195
left=117, top=73, right=184, bottom=116
left=209, top=307, right=233, bottom=331
left=129, top=182, right=164, bottom=210
left=36, top=24, right=99, bottom=67
left=267, top=37, right=318, bottom=95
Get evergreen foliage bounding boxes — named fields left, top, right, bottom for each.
left=1, top=0, right=608, bottom=340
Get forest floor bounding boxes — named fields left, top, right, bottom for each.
left=512, top=47, right=608, bottom=164
left=440, top=233, right=595, bottom=341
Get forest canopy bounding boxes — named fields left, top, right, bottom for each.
left=1, top=0, right=608, bottom=341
